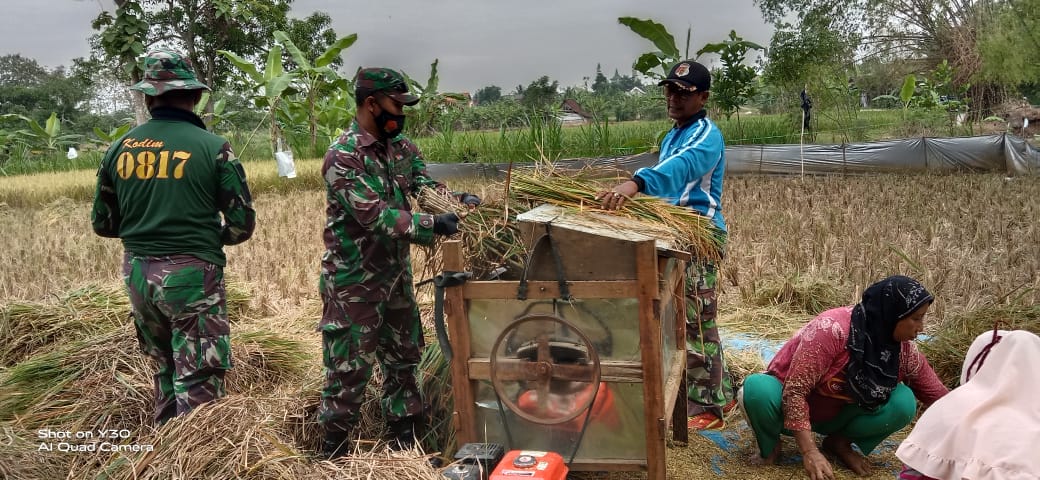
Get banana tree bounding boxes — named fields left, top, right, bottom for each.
left=219, top=44, right=298, bottom=158
left=193, top=91, right=239, bottom=129
left=402, top=59, right=468, bottom=137
left=273, top=30, right=357, bottom=156
left=2, top=113, right=83, bottom=153
left=91, top=123, right=133, bottom=148
left=618, top=17, right=689, bottom=80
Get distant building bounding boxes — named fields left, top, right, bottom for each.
left=627, top=86, right=646, bottom=96
left=558, top=99, right=593, bottom=125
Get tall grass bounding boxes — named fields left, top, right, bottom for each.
left=1, top=109, right=937, bottom=179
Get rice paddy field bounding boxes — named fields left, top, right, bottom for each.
left=1, top=162, right=1037, bottom=479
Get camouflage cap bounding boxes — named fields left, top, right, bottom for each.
left=355, top=67, right=420, bottom=106
left=129, top=49, right=210, bottom=96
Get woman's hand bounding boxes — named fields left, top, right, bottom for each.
left=802, top=449, right=835, bottom=480
left=794, top=430, right=834, bottom=480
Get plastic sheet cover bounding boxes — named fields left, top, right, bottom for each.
left=426, top=133, right=1039, bottom=179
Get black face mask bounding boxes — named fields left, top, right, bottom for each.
left=374, top=107, right=406, bottom=139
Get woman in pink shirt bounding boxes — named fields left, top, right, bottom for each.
left=738, top=275, right=949, bottom=480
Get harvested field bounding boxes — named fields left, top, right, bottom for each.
left=1, top=172, right=1038, bottom=479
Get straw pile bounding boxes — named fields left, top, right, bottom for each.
left=742, top=273, right=847, bottom=314
left=0, top=281, right=252, bottom=367
left=919, top=303, right=1040, bottom=387
left=0, top=323, right=310, bottom=433
left=719, top=304, right=811, bottom=341
left=56, top=394, right=444, bottom=480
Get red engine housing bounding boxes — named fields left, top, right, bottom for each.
left=488, top=450, right=568, bottom=480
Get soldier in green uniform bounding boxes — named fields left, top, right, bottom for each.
left=318, top=67, right=478, bottom=458
left=91, top=49, right=256, bottom=426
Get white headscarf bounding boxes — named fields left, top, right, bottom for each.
left=896, top=330, right=1040, bottom=480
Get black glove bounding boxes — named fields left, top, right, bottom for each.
left=433, top=213, right=460, bottom=236
left=457, top=192, right=481, bottom=207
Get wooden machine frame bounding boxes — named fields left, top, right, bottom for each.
left=441, top=232, right=689, bottom=479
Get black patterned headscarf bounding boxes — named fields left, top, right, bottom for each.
left=845, top=275, right=933, bottom=410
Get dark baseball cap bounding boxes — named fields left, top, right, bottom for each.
left=658, top=60, right=711, bottom=92
left=355, top=67, right=420, bottom=106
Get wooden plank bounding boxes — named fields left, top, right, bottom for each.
left=517, top=203, right=690, bottom=259
left=567, top=459, right=647, bottom=471
left=518, top=221, right=638, bottom=280
left=670, top=258, right=689, bottom=445
left=464, top=280, right=639, bottom=300
left=443, top=240, right=476, bottom=444
left=674, top=373, right=689, bottom=445
left=670, top=259, right=687, bottom=352
left=663, top=349, right=686, bottom=440
left=468, top=359, right=644, bottom=383
left=635, top=240, right=666, bottom=480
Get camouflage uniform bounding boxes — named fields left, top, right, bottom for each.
left=685, top=240, right=735, bottom=418
left=91, top=49, right=255, bottom=425
left=318, top=68, right=443, bottom=436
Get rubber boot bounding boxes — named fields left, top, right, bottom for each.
left=387, top=417, right=419, bottom=451
left=322, top=430, right=351, bottom=459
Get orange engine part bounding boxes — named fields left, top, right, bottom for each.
left=516, top=382, right=619, bottom=432
left=489, top=450, right=568, bottom=480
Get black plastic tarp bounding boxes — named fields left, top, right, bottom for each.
left=426, top=133, right=1040, bottom=179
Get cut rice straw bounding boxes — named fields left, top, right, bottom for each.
left=509, top=165, right=723, bottom=262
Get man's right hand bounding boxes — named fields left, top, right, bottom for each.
left=802, top=450, right=835, bottom=480
left=433, top=213, right=460, bottom=236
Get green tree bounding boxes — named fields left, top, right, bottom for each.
left=753, top=0, right=1014, bottom=114
left=281, top=11, right=340, bottom=70
left=521, top=76, right=559, bottom=109
left=474, top=85, right=501, bottom=105
left=610, top=69, right=642, bottom=92
left=591, top=63, right=611, bottom=94
left=697, top=30, right=764, bottom=119
left=402, top=59, right=468, bottom=137
left=221, top=28, right=357, bottom=158
left=0, top=54, right=48, bottom=87
left=977, top=0, right=1040, bottom=97
left=91, top=0, right=338, bottom=119
left=0, top=55, right=95, bottom=124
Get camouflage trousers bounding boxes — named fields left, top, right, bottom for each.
left=123, top=253, right=232, bottom=425
left=317, top=282, right=425, bottom=435
left=685, top=258, right=735, bottom=418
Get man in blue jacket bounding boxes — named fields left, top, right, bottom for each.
left=598, top=60, right=734, bottom=430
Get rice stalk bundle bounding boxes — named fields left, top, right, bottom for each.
left=0, top=324, right=311, bottom=434
left=1, top=425, right=74, bottom=480
left=743, top=274, right=847, bottom=315
left=226, top=330, right=312, bottom=391
left=509, top=167, right=723, bottom=262
left=919, top=303, right=1040, bottom=387
left=718, top=305, right=811, bottom=341
left=416, top=339, right=454, bottom=457
left=0, top=282, right=254, bottom=367
left=0, top=284, right=128, bottom=367
left=417, top=187, right=527, bottom=279
left=723, top=347, right=767, bottom=386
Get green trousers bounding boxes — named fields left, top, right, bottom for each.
left=740, top=373, right=916, bottom=457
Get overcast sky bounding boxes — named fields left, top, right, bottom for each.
left=2, top=0, right=774, bottom=93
